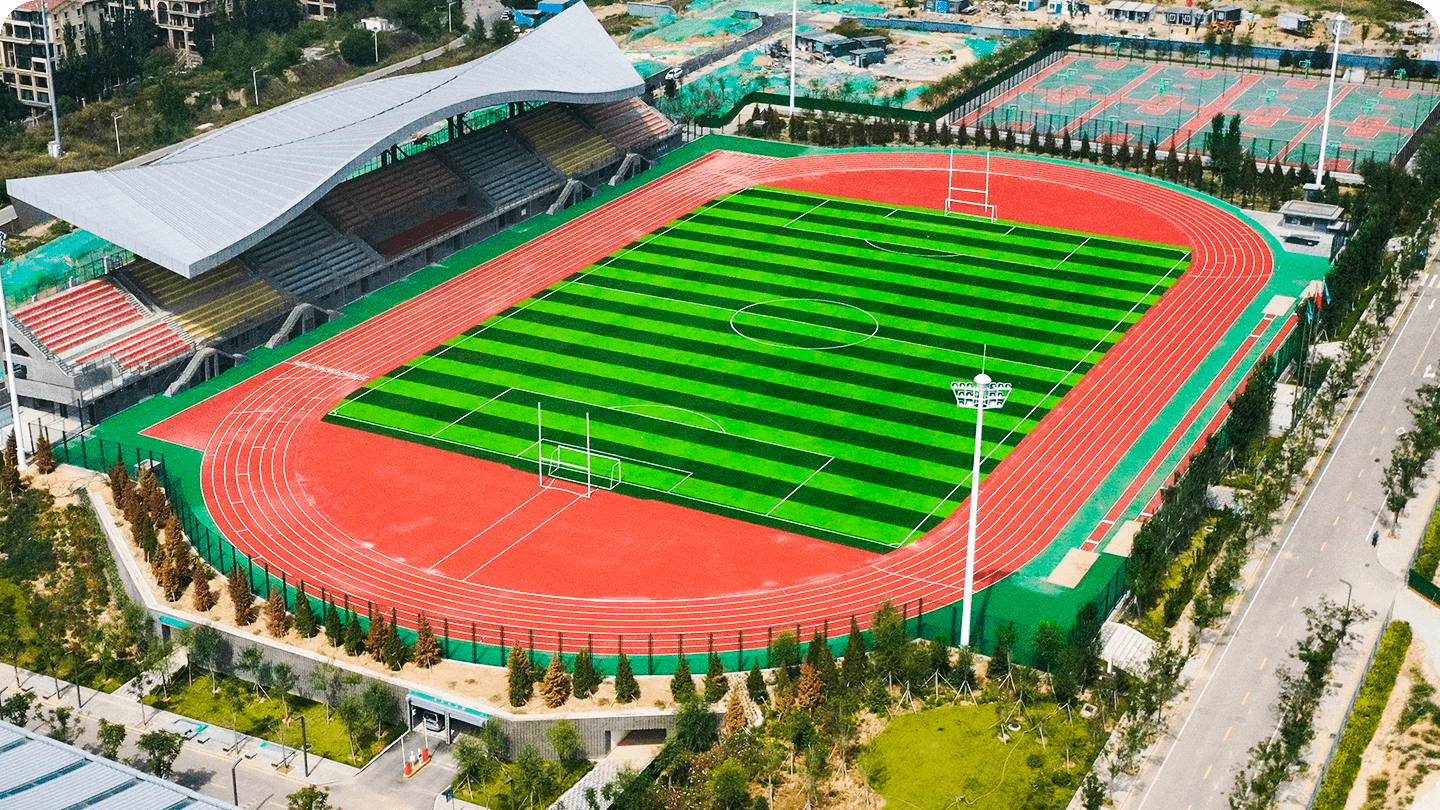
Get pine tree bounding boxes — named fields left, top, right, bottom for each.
left=191, top=558, right=217, bottom=611
left=265, top=586, right=291, bottom=638
left=540, top=653, right=572, bottom=708
left=614, top=651, right=639, bottom=704
left=841, top=617, right=869, bottom=688
left=228, top=565, right=256, bottom=625
left=292, top=582, right=317, bottom=638
left=746, top=661, right=768, bottom=704
left=1003, top=129, right=1016, bottom=151
left=952, top=123, right=965, bottom=147
left=988, top=122, right=1000, bottom=147
left=722, top=689, right=747, bottom=736
left=572, top=647, right=601, bottom=699
left=1061, top=130, right=1073, bottom=157
left=1028, top=127, right=1041, bottom=152
left=507, top=645, right=533, bottom=706
left=382, top=618, right=407, bottom=670
left=1101, top=139, right=1115, bottom=165
left=413, top=614, right=442, bottom=668
left=157, top=552, right=184, bottom=601
left=343, top=615, right=365, bottom=656
left=796, top=662, right=825, bottom=712
left=1079, top=133, right=1092, bottom=161
left=704, top=651, right=728, bottom=703
left=108, top=460, right=131, bottom=504
left=807, top=630, right=838, bottom=689
left=670, top=655, right=696, bottom=702
left=33, top=434, right=55, bottom=474
left=365, top=613, right=388, bottom=659
left=772, top=666, right=795, bottom=713
left=324, top=601, right=342, bottom=647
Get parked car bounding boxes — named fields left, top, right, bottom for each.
left=665, top=66, right=683, bottom=81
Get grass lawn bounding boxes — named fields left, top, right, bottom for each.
left=453, top=759, right=594, bottom=809
left=145, top=669, right=401, bottom=767
left=866, top=702, right=1095, bottom=810
left=329, top=186, right=1187, bottom=552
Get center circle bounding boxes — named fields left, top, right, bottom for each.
left=729, top=298, right=880, bottom=350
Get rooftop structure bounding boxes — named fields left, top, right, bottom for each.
left=8, top=3, right=644, bottom=279
left=0, top=719, right=241, bottom=810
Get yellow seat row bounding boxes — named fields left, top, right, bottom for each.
left=175, top=279, right=286, bottom=341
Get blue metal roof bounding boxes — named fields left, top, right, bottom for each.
left=0, top=720, right=239, bottom=810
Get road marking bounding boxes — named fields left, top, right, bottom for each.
left=1276, top=625, right=1284, bottom=637
left=1321, top=542, right=1327, bottom=551
left=1358, top=468, right=1366, bottom=478
left=1371, top=446, right=1377, bottom=455
left=1223, top=726, right=1233, bottom=740
left=1306, top=567, right=1313, bottom=578
left=1259, top=656, right=1268, bottom=670
left=1203, top=763, right=1213, bottom=780
left=1242, top=691, right=1251, bottom=705
left=1334, top=515, right=1341, bottom=525
left=1291, top=596, right=1298, bottom=607
left=1346, top=492, right=1353, bottom=501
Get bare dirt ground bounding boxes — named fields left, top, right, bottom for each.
left=1341, top=636, right=1440, bottom=810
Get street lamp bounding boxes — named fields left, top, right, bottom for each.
left=373, top=30, right=380, bottom=65
left=446, top=0, right=456, bottom=32
left=300, top=715, right=310, bottom=777
left=0, top=233, right=27, bottom=470
left=251, top=64, right=266, bottom=107
left=952, top=372, right=1011, bottom=648
left=111, top=112, right=122, bottom=155
left=1310, top=13, right=1351, bottom=194
left=231, top=758, right=241, bottom=807
left=1339, top=578, right=1353, bottom=611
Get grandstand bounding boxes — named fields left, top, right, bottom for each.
left=3, top=4, right=678, bottom=427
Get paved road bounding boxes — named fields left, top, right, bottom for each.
left=1127, top=262, right=1440, bottom=809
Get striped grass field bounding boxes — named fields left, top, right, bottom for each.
left=326, top=186, right=1189, bottom=552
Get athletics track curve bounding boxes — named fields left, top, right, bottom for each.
left=148, top=151, right=1274, bottom=653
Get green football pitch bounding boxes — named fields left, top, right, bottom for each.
left=326, top=186, right=1190, bottom=551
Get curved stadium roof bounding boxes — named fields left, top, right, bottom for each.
left=8, top=4, right=644, bottom=277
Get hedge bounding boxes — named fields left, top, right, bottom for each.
left=1413, top=499, right=1440, bottom=579
left=1312, top=620, right=1413, bottom=810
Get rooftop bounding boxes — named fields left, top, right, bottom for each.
left=7, top=4, right=644, bottom=278
left=0, top=719, right=241, bottom=810
left=1280, top=199, right=1346, bottom=220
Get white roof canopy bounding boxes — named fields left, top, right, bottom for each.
left=9, top=4, right=644, bottom=277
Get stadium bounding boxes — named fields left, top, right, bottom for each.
left=6, top=4, right=1327, bottom=673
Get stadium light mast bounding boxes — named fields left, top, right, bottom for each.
left=0, top=234, right=28, bottom=469
left=952, top=372, right=1010, bottom=648
left=788, top=0, right=797, bottom=116
left=1309, top=12, right=1350, bottom=194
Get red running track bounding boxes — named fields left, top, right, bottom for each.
left=147, top=150, right=1273, bottom=652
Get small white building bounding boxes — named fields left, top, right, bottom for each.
left=1102, top=0, right=1155, bottom=22
left=1279, top=200, right=1346, bottom=234
left=360, top=16, right=400, bottom=32
left=1277, top=11, right=1312, bottom=35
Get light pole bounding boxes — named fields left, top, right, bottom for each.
left=788, top=0, right=797, bottom=116
left=251, top=64, right=265, bottom=107
left=374, top=30, right=380, bottom=65
left=231, top=758, right=240, bottom=807
left=447, top=0, right=456, bottom=32
left=1339, top=578, right=1353, bottom=612
left=0, top=233, right=27, bottom=469
left=1310, top=13, right=1350, bottom=193
left=112, top=113, right=122, bottom=155
left=300, top=715, right=310, bottom=777
left=952, top=372, right=1011, bottom=648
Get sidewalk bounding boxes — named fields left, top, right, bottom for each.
left=0, top=660, right=359, bottom=787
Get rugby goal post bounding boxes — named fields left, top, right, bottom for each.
left=944, top=148, right=999, bottom=223
left=537, top=405, right=621, bottom=497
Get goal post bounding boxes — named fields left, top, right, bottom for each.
left=944, top=148, right=999, bottom=223
left=541, top=442, right=622, bottom=492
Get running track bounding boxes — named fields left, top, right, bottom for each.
left=148, top=150, right=1274, bottom=654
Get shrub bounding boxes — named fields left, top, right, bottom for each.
left=1312, top=621, right=1412, bottom=810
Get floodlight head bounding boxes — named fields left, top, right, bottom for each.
left=952, top=376, right=1012, bottom=410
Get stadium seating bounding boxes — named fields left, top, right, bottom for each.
left=244, top=212, right=376, bottom=299
left=316, top=153, right=467, bottom=234
left=174, top=279, right=287, bottom=341
left=377, top=209, right=479, bottom=257
left=126, top=257, right=248, bottom=311
left=76, top=320, right=192, bottom=370
left=509, top=104, right=618, bottom=177
left=13, top=279, right=143, bottom=354
left=578, top=99, right=674, bottom=154
left=437, top=125, right=565, bottom=210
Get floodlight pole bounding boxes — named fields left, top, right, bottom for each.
left=252, top=64, right=265, bottom=107
left=1312, top=13, right=1347, bottom=192
left=789, top=0, right=797, bottom=116
left=952, top=373, right=1010, bottom=648
left=0, top=235, right=27, bottom=469
left=112, top=113, right=123, bottom=154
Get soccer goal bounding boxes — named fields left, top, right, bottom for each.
left=944, top=148, right=999, bottom=223
left=541, top=442, right=622, bottom=493
left=535, top=404, right=620, bottom=497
